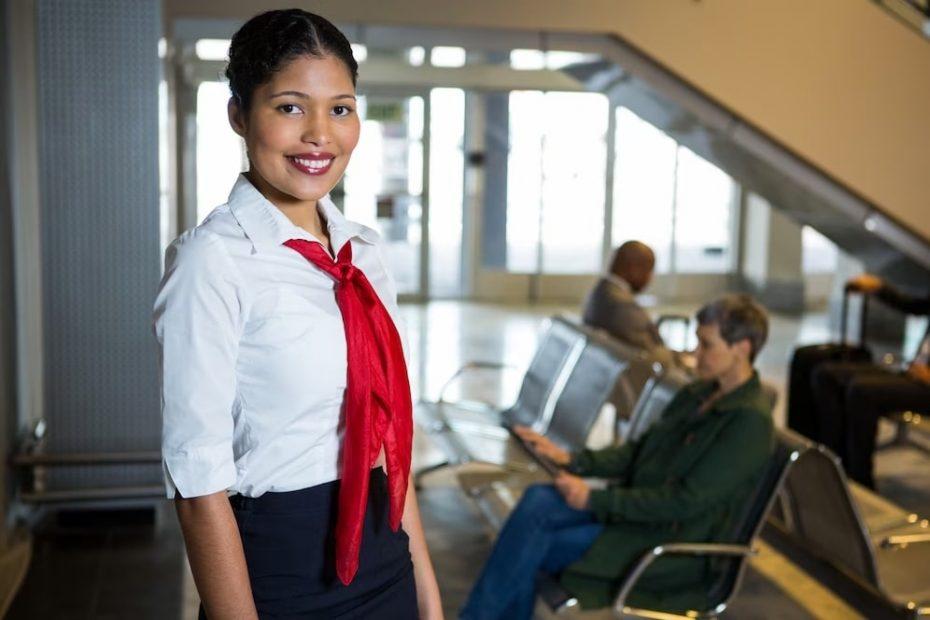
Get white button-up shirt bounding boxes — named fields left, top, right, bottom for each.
left=153, top=174, right=406, bottom=499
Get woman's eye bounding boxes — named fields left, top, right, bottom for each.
left=278, top=104, right=302, bottom=115
left=333, top=105, right=353, bottom=117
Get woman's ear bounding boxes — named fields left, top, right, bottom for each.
left=228, top=97, right=247, bottom=137
left=736, top=338, right=753, bottom=364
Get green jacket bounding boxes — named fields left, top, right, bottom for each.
left=560, top=371, right=774, bottom=611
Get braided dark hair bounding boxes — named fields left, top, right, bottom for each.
left=225, top=9, right=358, bottom=112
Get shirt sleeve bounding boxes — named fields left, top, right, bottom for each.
left=153, top=229, right=243, bottom=499
left=570, top=440, right=639, bottom=479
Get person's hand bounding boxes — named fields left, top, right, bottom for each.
left=846, top=273, right=883, bottom=294
left=554, top=472, right=591, bottom=511
left=513, top=425, right=570, bottom=466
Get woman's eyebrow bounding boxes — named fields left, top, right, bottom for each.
left=269, top=90, right=309, bottom=99
left=268, top=91, right=356, bottom=101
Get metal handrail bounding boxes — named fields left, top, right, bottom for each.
left=871, top=0, right=930, bottom=38
left=20, top=486, right=165, bottom=504
left=11, top=451, right=160, bottom=467
left=10, top=418, right=163, bottom=504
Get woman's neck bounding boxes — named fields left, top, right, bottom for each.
left=245, top=169, right=327, bottom=241
left=716, top=363, right=754, bottom=396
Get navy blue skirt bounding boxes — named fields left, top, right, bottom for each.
left=198, top=468, right=417, bottom=619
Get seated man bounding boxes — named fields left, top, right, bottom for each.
left=460, top=294, right=774, bottom=619
left=582, top=240, right=678, bottom=368
left=808, top=274, right=930, bottom=488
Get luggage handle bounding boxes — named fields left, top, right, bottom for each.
left=841, top=283, right=870, bottom=348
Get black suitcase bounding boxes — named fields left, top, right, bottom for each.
left=786, top=287, right=873, bottom=440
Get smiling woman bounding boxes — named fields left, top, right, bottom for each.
left=226, top=31, right=361, bottom=243
left=154, top=8, right=441, bottom=620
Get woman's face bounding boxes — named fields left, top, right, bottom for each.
left=694, top=322, right=742, bottom=381
left=229, top=54, right=360, bottom=205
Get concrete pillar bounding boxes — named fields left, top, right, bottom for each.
left=36, top=0, right=162, bottom=491
left=740, top=192, right=804, bottom=314
left=6, top=0, right=44, bottom=442
left=481, top=87, right=509, bottom=270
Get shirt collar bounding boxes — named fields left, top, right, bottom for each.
left=605, top=273, right=632, bottom=293
left=685, top=370, right=764, bottom=413
left=227, top=174, right=380, bottom=253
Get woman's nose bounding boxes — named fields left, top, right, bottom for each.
left=301, top=112, right=331, bottom=145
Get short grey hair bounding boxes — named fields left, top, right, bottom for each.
left=696, top=294, right=769, bottom=362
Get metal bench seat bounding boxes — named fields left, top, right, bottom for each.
left=417, top=317, right=659, bottom=486
left=776, top=428, right=930, bottom=618
left=532, top=443, right=799, bottom=619
left=456, top=366, right=694, bottom=526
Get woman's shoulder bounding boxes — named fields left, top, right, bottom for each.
left=166, top=205, right=248, bottom=266
left=162, top=231, right=243, bottom=295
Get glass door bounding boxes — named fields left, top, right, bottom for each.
left=472, top=89, right=611, bottom=302
left=340, top=90, right=428, bottom=300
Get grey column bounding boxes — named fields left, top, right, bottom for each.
left=481, top=91, right=509, bottom=270
left=1, top=0, right=19, bottom=515
left=36, top=0, right=162, bottom=491
left=740, top=192, right=805, bottom=314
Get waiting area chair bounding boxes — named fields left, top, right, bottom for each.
left=775, top=429, right=930, bottom=618
left=416, top=316, right=663, bottom=485
left=531, top=443, right=799, bottom=619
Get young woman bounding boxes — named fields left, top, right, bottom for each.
left=153, top=9, right=442, bottom=619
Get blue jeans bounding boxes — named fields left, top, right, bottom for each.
left=460, top=484, right=604, bottom=620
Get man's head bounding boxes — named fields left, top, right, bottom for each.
left=694, top=294, right=769, bottom=381
left=609, top=241, right=655, bottom=293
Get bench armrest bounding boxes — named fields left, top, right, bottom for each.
left=436, top=361, right=521, bottom=405
left=880, top=532, right=930, bottom=548
left=612, top=543, right=756, bottom=613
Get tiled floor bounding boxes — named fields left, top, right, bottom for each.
left=6, top=301, right=927, bottom=619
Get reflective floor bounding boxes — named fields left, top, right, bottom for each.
left=7, top=301, right=928, bottom=619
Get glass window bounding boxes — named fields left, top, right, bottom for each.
left=510, top=49, right=546, bottom=70
left=510, top=49, right=601, bottom=70
left=611, top=107, right=736, bottom=274
left=673, top=147, right=736, bottom=273
left=196, top=81, right=246, bottom=225
left=350, top=44, right=368, bottom=63
left=544, top=51, right=600, bottom=69
left=802, top=225, right=839, bottom=273
left=540, top=92, right=608, bottom=273
left=506, top=91, right=544, bottom=272
left=429, top=88, right=465, bottom=297
left=430, top=46, right=467, bottom=68
left=611, top=107, right=676, bottom=273
left=407, top=46, right=426, bottom=66
left=507, top=91, right=608, bottom=274
left=342, top=95, right=425, bottom=295
left=195, top=38, right=230, bottom=61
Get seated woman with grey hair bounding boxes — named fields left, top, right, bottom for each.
left=460, top=294, right=774, bottom=619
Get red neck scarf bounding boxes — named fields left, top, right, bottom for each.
left=283, top=238, right=412, bottom=586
